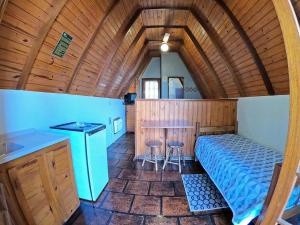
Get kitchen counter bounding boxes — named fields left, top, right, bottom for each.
left=0, top=129, right=69, bottom=164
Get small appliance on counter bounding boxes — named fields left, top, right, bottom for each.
left=124, top=92, right=137, bottom=105
left=50, top=122, right=108, bottom=201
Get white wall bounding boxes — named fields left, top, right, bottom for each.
left=237, top=95, right=289, bottom=152
left=0, top=90, right=126, bottom=147
left=139, top=53, right=202, bottom=99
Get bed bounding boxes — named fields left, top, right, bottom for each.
left=195, top=132, right=300, bottom=225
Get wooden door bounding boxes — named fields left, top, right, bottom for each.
left=8, top=157, right=62, bottom=225
left=45, top=142, right=79, bottom=222
left=126, top=105, right=136, bottom=132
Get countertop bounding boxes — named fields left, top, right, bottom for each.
left=0, top=129, right=69, bottom=165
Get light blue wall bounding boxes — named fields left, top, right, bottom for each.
left=161, top=52, right=202, bottom=99
left=139, top=53, right=202, bottom=99
left=0, top=90, right=126, bottom=147
left=237, top=95, right=289, bottom=152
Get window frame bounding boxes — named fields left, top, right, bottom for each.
left=142, top=78, right=161, bottom=99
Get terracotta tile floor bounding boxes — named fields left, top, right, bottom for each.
left=70, top=133, right=235, bottom=225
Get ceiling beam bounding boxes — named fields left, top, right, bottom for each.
left=178, top=47, right=211, bottom=99
left=16, top=0, right=68, bottom=90
left=118, top=47, right=151, bottom=97
left=189, top=8, right=246, bottom=96
left=214, top=0, right=275, bottom=95
left=0, top=0, right=8, bottom=23
left=65, top=0, right=120, bottom=93
left=92, top=8, right=143, bottom=95
left=100, top=27, right=146, bottom=96
left=184, top=27, right=227, bottom=98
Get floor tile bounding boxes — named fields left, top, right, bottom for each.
left=101, top=192, right=134, bottom=213
left=162, top=197, right=191, bottom=216
left=162, top=171, right=182, bottom=181
left=145, top=216, right=177, bottom=225
left=140, top=170, right=162, bottom=181
left=124, top=180, right=150, bottom=195
left=149, top=181, right=175, bottom=196
left=108, top=168, right=122, bottom=178
left=118, top=169, right=141, bottom=180
left=212, top=214, right=233, bottom=225
left=130, top=195, right=161, bottom=215
left=179, top=216, right=212, bottom=225
left=105, top=178, right=127, bottom=192
left=174, top=181, right=185, bottom=196
left=117, top=160, right=135, bottom=169
left=109, top=213, right=144, bottom=225
left=72, top=206, right=111, bottom=225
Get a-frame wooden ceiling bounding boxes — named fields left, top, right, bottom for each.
left=0, top=0, right=297, bottom=99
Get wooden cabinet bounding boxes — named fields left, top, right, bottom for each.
left=126, top=105, right=136, bottom=132
left=0, top=140, right=79, bottom=225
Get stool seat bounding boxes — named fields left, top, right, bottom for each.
left=146, top=141, right=162, bottom=147
left=168, top=141, right=184, bottom=148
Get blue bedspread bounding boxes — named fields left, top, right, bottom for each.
left=195, top=134, right=299, bottom=225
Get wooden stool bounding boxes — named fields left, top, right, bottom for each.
left=142, top=141, right=162, bottom=172
left=163, top=141, right=185, bottom=173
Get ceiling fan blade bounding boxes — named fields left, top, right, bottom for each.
left=163, top=33, right=170, bottom=43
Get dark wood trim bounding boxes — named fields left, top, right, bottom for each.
left=189, top=8, right=246, bottom=96
left=0, top=0, right=8, bottom=23
left=214, top=0, right=275, bottom=95
left=168, top=77, right=184, bottom=99
left=65, top=0, right=120, bottom=93
left=16, top=0, right=68, bottom=90
left=178, top=47, right=211, bottom=99
left=142, top=78, right=161, bottom=99
left=92, top=8, right=143, bottom=95
left=184, top=27, right=227, bottom=98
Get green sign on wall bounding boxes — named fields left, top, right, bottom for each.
left=52, top=32, right=73, bottom=58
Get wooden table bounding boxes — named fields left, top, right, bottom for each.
left=141, top=120, right=195, bottom=157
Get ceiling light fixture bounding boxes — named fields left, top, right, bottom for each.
left=160, top=42, right=169, bottom=52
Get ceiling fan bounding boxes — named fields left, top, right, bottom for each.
left=160, top=33, right=170, bottom=52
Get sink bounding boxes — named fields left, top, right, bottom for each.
left=0, top=142, right=24, bottom=156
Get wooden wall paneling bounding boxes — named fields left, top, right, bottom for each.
left=16, top=0, right=68, bottom=90
left=65, top=0, right=120, bottom=92
left=135, top=100, right=237, bottom=158
left=0, top=0, right=8, bottom=23
left=259, top=0, right=300, bottom=224
left=214, top=0, right=274, bottom=95
left=226, top=0, right=289, bottom=94
left=92, top=9, right=143, bottom=96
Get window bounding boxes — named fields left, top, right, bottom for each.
left=142, top=78, right=161, bottom=99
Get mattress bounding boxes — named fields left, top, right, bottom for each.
left=195, top=134, right=299, bottom=225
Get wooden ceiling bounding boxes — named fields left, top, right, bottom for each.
left=0, top=0, right=296, bottom=98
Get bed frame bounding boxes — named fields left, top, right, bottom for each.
left=195, top=123, right=300, bottom=224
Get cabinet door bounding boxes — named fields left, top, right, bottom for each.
left=126, top=105, right=135, bottom=132
left=8, top=158, right=61, bottom=225
left=45, top=142, right=79, bottom=222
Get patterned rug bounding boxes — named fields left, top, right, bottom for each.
left=182, top=173, right=228, bottom=212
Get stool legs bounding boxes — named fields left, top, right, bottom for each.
left=163, top=147, right=184, bottom=173
left=163, top=147, right=171, bottom=170
left=142, top=146, right=159, bottom=172
left=177, top=148, right=181, bottom=173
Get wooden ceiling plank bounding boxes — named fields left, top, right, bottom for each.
left=178, top=47, right=211, bottom=99
left=0, top=0, right=8, bottom=23
left=16, top=0, right=68, bottom=90
left=65, top=0, right=120, bottom=93
left=184, top=27, right=227, bottom=98
left=214, top=0, right=275, bottom=95
left=189, top=8, right=246, bottom=96
left=118, top=46, right=151, bottom=97
left=104, top=28, right=146, bottom=95
left=92, top=8, right=143, bottom=95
